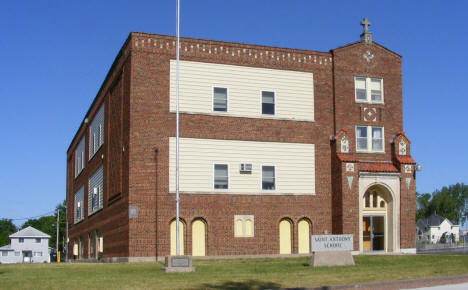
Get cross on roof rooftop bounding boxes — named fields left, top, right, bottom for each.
left=360, top=18, right=371, bottom=33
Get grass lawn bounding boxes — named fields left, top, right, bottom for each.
left=1, top=255, right=468, bottom=289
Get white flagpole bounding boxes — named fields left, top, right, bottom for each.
left=175, top=0, right=181, bottom=256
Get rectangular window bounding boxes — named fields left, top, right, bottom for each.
left=355, top=77, right=367, bottom=101
left=15, top=251, right=20, bottom=256
left=89, top=103, right=105, bottom=159
left=234, top=215, right=254, bottom=237
left=1, top=251, right=7, bottom=256
left=355, top=77, right=383, bottom=103
left=213, top=87, right=227, bottom=112
left=88, top=165, right=104, bottom=215
left=214, top=164, right=228, bottom=189
left=371, top=127, right=383, bottom=151
left=74, top=186, right=84, bottom=223
left=356, top=126, right=368, bottom=151
left=19, top=238, right=24, bottom=243
left=356, top=126, right=384, bottom=152
left=35, top=238, right=40, bottom=243
left=262, top=166, right=275, bottom=190
left=75, top=137, right=85, bottom=177
left=261, top=91, right=275, bottom=115
left=370, top=78, right=382, bottom=102
left=34, top=252, right=42, bottom=257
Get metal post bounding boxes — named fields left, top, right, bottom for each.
left=65, top=205, right=68, bottom=262
left=175, top=0, right=181, bottom=256
left=56, top=209, right=59, bottom=262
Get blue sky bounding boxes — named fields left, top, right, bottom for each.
left=1, top=0, right=467, bottom=226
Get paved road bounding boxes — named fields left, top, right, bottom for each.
left=408, top=282, right=468, bottom=289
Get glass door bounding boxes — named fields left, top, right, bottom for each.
left=363, top=215, right=385, bottom=252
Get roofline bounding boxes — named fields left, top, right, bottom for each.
left=67, top=33, right=133, bottom=152
left=331, top=40, right=402, bottom=58
left=9, top=235, right=50, bottom=238
left=131, top=32, right=332, bottom=56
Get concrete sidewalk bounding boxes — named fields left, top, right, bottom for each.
left=286, top=274, right=468, bottom=290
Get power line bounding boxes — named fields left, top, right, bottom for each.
left=1, top=210, right=56, bottom=221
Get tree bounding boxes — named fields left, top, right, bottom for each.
left=0, top=219, right=17, bottom=246
left=416, top=183, right=468, bottom=224
left=20, top=200, right=66, bottom=251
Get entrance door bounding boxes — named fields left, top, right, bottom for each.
left=363, top=216, right=385, bottom=252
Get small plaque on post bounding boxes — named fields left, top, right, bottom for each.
left=310, top=234, right=355, bottom=267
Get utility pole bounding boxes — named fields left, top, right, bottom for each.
left=56, top=209, right=60, bottom=263
left=65, top=205, right=68, bottom=262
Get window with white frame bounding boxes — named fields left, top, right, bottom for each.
left=75, top=137, right=85, bottom=177
left=1, top=251, right=7, bottom=256
left=214, top=164, right=228, bottom=189
left=74, top=186, right=84, bottom=223
left=34, top=252, right=42, bottom=257
left=88, top=165, right=104, bottom=215
left=35, top=238, right=40, bottom=243
left=213, top=87, right=227, bottom=112
left=354, top=77, right=383, bottom=103
left=234, top=215, right=254, bottom=237
left=262, top=166, right=275, bottom=190
left=356, top=126, right=384, bottom=152
left=19, top=238, right=24, bottom=243
left=89, top=104, right=105, bottom=159
left=262, top=91, right=275, bottom=115
left=14, top=251, right=20, bottom=256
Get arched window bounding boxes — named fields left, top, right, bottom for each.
left=363, top=191, right=386, bottom=209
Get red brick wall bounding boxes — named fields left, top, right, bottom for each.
left=66, top=32, right=416, bottom=259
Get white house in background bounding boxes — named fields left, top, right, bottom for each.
left=416, top=214, right=460, bottom=243
left=0, top=226, right=50, bottom=264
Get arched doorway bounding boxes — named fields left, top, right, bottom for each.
left=192, top=219, right=206, bottom=256
left=279, top=219, right=292, bottom=254
left=362, top=186, right=392, bottom=252
left=298, top=219, right=311, bottom=254
left=170, top=220, right=184, bottom=255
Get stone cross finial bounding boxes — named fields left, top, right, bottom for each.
left=360, top=18, right=371, bottom=33
left=360, top=18, right=372, bottom=45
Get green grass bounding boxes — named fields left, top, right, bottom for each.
left=1, top=255, right=468, bottom=289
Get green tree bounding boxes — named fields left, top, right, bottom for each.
left=416, top=183, right=468, bottom=224
left=0, top=219, right=17, bottom=246
left=20, top=200, right=66, bottom=251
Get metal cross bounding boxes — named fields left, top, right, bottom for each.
left=360, top=18, right=371, bottom=33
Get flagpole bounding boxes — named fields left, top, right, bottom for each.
left=175, top=0, right=181, bottom=256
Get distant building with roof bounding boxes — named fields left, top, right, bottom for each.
left=416, top=214, right=460, bottom=243
left=0, top=226, right=51, bottom=264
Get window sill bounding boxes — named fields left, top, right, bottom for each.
left=355, top=100, right=385, bottom=105
left=88, top=207, right=103, bottom=217
left=356, top=150, right=386, bottom=154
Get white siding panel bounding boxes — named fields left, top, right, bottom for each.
left=169, top=138, right=315, bottom=195
left=170, top=60, right=314, bottom=121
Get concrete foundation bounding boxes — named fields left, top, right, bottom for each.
left=310, top=251, right=355, bottom=267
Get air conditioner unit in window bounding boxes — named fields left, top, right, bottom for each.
left=240, top=163, right=252, bottom=173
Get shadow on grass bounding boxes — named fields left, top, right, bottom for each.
left=200, top=280, right=281, bottom=290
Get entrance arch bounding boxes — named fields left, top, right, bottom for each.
left=279, top=219, right=292, bottom=254
left=192, top=219, right=206, bottom=256
left=361, top=185, right=393, bottom=252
